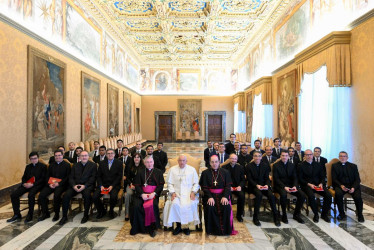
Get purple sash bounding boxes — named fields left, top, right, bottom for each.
left=209, top=189, right=238, bottom=235
left=142, top=185, right=157, bottom=227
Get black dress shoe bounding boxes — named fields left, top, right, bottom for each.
left=108, top=211, right=115, bottom=219
left=149, top=230, right=156, bottom=238
left=52, top=214, right=60, bottom=222
left=59, top=216, right=68, bottom=225
left=7, top=214, right=22, bottom=223
left=274, top=218, right=281, bottom=227
left=183, top=228, right=190, bottom=235
left=282, top=214, right=288, bottom=224
left=96, top=210, right=105, bottom=219
left=293, top=215, right=305, bottom=224
left=321, top=215, right=330, bottom=223
left=313, top=214, right=319, bottom=223
left=38, top=213, right=50, bottom=222
left=337, top=214, right=346, bottom=221
left=81, top=215, right=89, bottom=224
left=253, top=218, right=261, bottom=226
left=125, top=217, right=130, bottom=221
left=172, top=226, right=182, bottom=235
left=24, top=214, right=33, bottom=223
left=358, top=214, right=365, bottom=223
left=130, top=229, right=136, bottom=235
left=237, top=217, right=243, bottom=222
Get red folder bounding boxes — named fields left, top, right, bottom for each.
left=289, top=188, right=297, bottom=192
left=259, top=186, right=268, bottom=190
left=101, top=188, right=110, bottom=194
left=26, top=176, right=35, bottom=184
left=314, top=186, right=323, bottom=191
left=48, top=177, right=62, bottom=185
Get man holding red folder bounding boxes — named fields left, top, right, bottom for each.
left=7, top=152, right=47, bottom=223
left=38, top=149, right=71, bottom=222
left=298, top=149, right=332, bottom=223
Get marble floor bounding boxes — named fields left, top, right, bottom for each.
left=0, top=142, right=374, bottom=250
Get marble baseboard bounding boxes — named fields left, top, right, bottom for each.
left=0, top=183, right=20, bottom=208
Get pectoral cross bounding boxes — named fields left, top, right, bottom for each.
left=214, top=180, right=217, bottom=186
left=144, top=183, right=148, bottom=187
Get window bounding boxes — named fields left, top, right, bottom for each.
left=234, top=103, right=246, bottom=133
left=251, top=93, right=273, bottom=144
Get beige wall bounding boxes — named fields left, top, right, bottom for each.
left=0, top=21, right=141, bottom=190
left=141, top=96, right=234, bottom=141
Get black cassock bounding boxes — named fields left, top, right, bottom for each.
left=130, top=166, right=165, bottom=234
left=199, top=168, right=233, bottom=235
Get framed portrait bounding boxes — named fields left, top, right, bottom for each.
left=277, top=69, right=297, bottom=145
left=107, top=84, right=119, bottom=137
left=177, top=69, right=201, bottom=92
left=123, top=91, right=131, bottom=133
left=27, top=46, right=66, bottom=158
left=81, top=72, right=100, bottom=142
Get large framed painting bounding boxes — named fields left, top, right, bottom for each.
left=27, top=46, right=66, bottom=157
left=277, top=69, right=297, bottom=145
left=178, top=99, right=202, bottom=135
left=246, top=92, right=253, bottom=141
left=81, top=72, right=100, bottom=142
left=177, top=69, right=201, bottom=92
left=107, top=84, right=119, bottom=137
left=123, top=91, right=131, bottom=133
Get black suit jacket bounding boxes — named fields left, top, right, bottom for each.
left=64, top=151, right=75, bottom=163
left=119, top=155, right=132, bottom=167
left=204, top=147, right=214, bottom=167
left=46, top=161, right=71, bottom=187
left=331, top=161, right=361, bottom=190
left=153, top=150, right=168, bottom=169
left=131, top=149, right=146, bottom=159
left=249, top=149, right=265, bottom=156
left=115, top=148, right=123, bottom=158
left=222, top=163, right=245, bottom=189
left=93, top=155, right=107, bottom=164
left=216, top=152, right=229, bottom=164
left=295, top=150, right=305, bottom=161
left=238, top=153, right=252, bottom=167
left=273, top=161, right=298, bottom=189
left=272, top=147, right=282, bottom=159
left=97, top=159, right=123, bottom=189
left=225, top=142, right=235, bottom=155
left=313, top=156, right=328, bottom=174
left=262, top=155, right=277, bottom=166
left=298, top=161, right=325, bottom=187
left=21, top=162, right=47, bottom=188
left=245, top=161, right=271, bottom=190
left=149, top=155, right=164, bottom=173
left=69, top=161, right=97, bottom=189
left=288, top=155, right=300, bottom=166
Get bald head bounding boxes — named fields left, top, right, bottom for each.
left=305, top=149, right=313, bottom=163
left=210, top=155, right=220, bottom=170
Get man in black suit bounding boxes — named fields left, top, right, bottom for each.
left=298, top=149, right=332, bottom=223
left=238, top=144, right=252, bottom=167
left=209, top=142, right=220, bottom=158
left=262, top=146, right=277, bottom=166
left=272, top=138, right=282, bottom=159
left=233, top=142, right=241, bottom=156
left=115, top=139, right=123, bottom=158
left=71, top=147, right=83, bottom=163
left=273, top=151, right=306, bottom=224
left=332, top=151, right=364, bottom=222
left=217, top=143, right=229, bottom=166
left=153, top=142, right=168, bottom=171
left=225, top=133, right=236, bottom=155
left=59, top=150, right=97, bottom=225
left=249, top=140, right=265, bottom=156
left=64, top=142, right=76, bottom=162
left=38, top=150, right=71, bottom=222
left=49, top=146, right=67, bottom=164
left=145, top=145, right=164, bottom=173
left=93, top=145, right=107, bottom=164
left=203, top=141, right=214, bottom=167
left=295, top=142, right=304, bottom=162
left=119, top=147, right=132, bottom=167
left=93, top=149, right=123, bottom=219
left=90, top=141, right=100, bottom=158
left=131, top=141, right=146, bottom=158
left=222, top=154, right=245, bottom=222
left=313, top=147, right=328, bottom=175
left=288, top=147, right=300, bottom=166
left=245, top=151, right=280, bottom=227
left=7, top=152, right=47, bottom=223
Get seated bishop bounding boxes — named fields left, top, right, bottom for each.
left=163, top=155, right=200, bottom=236
left=130, top=156, right=165, bottom=237
left=199, top=155, right=237, bottom=236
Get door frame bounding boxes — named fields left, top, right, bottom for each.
left=155, top=111, right=176, bottom=142
left=204, top=111, right=226, bottom=142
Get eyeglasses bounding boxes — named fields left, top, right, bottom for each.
left=107, top=152, right=115, bottom=155
left=305, top=154, right=313, bottom=156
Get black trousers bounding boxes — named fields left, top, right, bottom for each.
left=231, top=190, right=245, bottom=218
left=302, top=186, right=332, bottom=216
left=250, top=188, right=278, bottom=218
left=335, top=186, right=363, bottom=216
left=38, top=185, right=67, bottom=215
left=275, top=188, right=306, bottom=216
left=61, top=187, right=93, bottom=217
left=11, top=185, right=43, bottom=216
left=92, top=187, right=119, bottom=212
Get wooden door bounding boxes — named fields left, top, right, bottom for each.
left=208, top=115, right=222, bottom=142
left=158, top=115, right=173, bottom=142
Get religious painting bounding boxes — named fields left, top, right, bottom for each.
left=231, top=69, right=238, bottom=91
left=246, top=92, right=253, bottom=142
left=81, top=72, right=100, bottom=142
left=103, top=32, right=115, bottom=74
left=126, top=58, right=138, bottom=88
left=155, top=72, right=169, bottom=91
left=206, top=70, right=227, bottom=92
left=107, top=84, right=119, bottom=137
left=238, top=56, right=251, bottom=89
left=177, top=69, right=201, bottom=92
left=277, top=70, right=297, bottom=145
left=123, top=91, right=131, bottom=133
left=275, top=0, right=310, bottom=61
left=27, top=46, right=66, bottom=157
left=178, top=99, right=202, bottom=135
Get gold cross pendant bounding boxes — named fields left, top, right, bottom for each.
left=214, top=180, right=217, bottom=186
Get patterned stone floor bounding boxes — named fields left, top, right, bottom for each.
left=0, top=142, right=374, bottom=250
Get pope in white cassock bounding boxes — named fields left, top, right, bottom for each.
left=163, top=155, right=200, bottom=235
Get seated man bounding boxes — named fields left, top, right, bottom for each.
left=38, top=149, right=71, bottom=222
left=298, top=149, right=332, bottom=223
left=130, top=156, right=165, bottom=237
left=93, top=145, right=107, bottom=164
left=93, top=149, right=123, bottom=219
left=222, top=153, right=245, bottom=222
left=238, top=144, right=252, bottom=167
left=163, top=155, right=200, bottom=235
left=199, top=155, right=236, bottom=235
left=332, top=151, right=364, bottom=222
left=249, top=139, right=265, bottom=156
left=7, top=152, right=47, bottom=223
left=262, top=146, right=277, bottom=165
left=59, top=151, right=97, bottom=225
left=245, top=151, right=280, bottom=226
left=273, top=151, right=306, bottom=224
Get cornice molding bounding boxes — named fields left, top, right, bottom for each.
left=245, top=76, right=272, bottom=90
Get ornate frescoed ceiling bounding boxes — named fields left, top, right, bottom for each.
left=84, top=0, right=292, bottom=66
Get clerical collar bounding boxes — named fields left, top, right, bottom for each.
left=256, top=164, right=259, bottom=167
left=147, top=168, right=153, bottom=171
left=56, top=161, right=62, bottom=165
left=231, top=164, right=235, bottom=168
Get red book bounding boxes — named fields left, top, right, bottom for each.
left=289, top=188, right=297, bottom=192
left=101, top=188, right=110, bottom=194
left=232, top=187, right=237, bottom=191
left=26, top=176, right=35, bottom=184
left=259, top=186, right=268, bottom=190
left=48, top=177, right=62, bottom=185
left=314, top=186, right=323, bottom=191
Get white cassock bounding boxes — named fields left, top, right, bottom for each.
left=163, top=165, right=200, bottom=227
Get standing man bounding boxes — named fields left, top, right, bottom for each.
left=209, top=142, right=220, bottom=159
left=295, top=142, right=304, bottom=162
left=115, top=139, right=124, bottom=158
left=288, top=147, right=300, bottom=166
left=225, top=133, right=236, bottom=155
left=131, top=141, right=146, bottom=159
left=272, top=138, right=282, bottom=159
left=145, top=145, right=164, bottom=173
left=204, top=141, right=214, bottom=168
left=119, top=147, right=132, bottom=167
left=93, top=145, right=107, bottom=164
left=90, top=141, right=100, bottom=158
left=233, top=142, right=241, bottom=156
left=64, top=142, right=76, bottom=162
left=153, top=142, right=168, bottom=171
left=59, top=151, right=97, bottom=225
left=7, top=152, right=47, bottom=223
left=238, top=144, right=252, bottom=167
left=332, top=151, right=364, bottom=222
left=313, top=147, right=328, bottom=176
left=163, top=155, right=200, bottom=235
left=222, top=154, right=245, bottom=222
left=249, top=140, right=265, bottom=156
left=262, top=146, right=277, bottom=166
left=217, top=143, right=229, bottom=166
